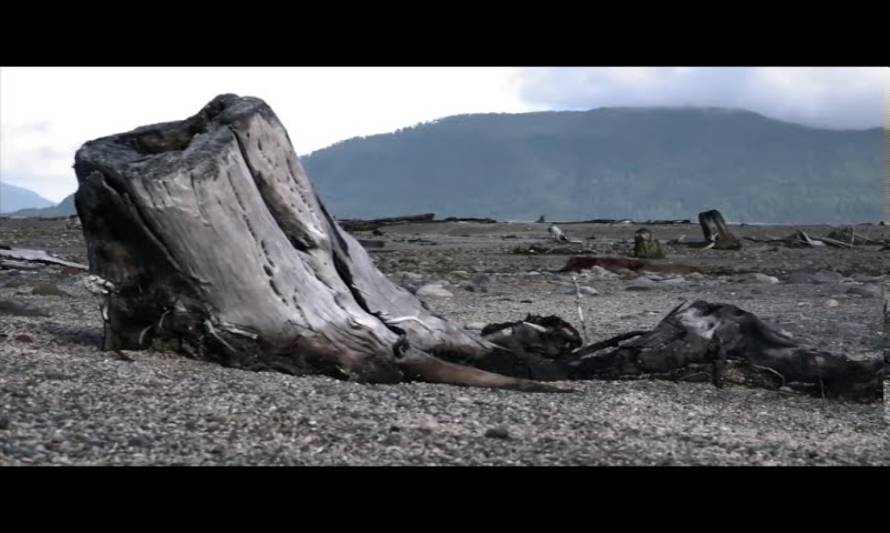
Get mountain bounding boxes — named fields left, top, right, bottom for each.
left=0, top=181, right=55, bottom=214
left=7, top=193, right=77, bottom=218
left=302, top=107, right=885, bottom=224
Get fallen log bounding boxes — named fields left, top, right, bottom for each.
left=338, top=213, right=436, bottom=232
left=439, top=217, right=497, bottom=224
left=0, top=247, right=88, bottom=270
left=481, top=300, right=882, bottom=402
left=558, top=256, right=700, bottom=275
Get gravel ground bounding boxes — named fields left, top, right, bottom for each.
left=0, top=218, right=887, bottom=465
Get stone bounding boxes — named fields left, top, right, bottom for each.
left=626, top=277, right=657, bottom=291
left=0, top=299, right=50, bottom=318
left=746, top=273, right=780, bottom=284
left=811, top=271, right=844, bottom=284
left=31, top=282, right=72, bottom=297
left=416, top=284, right=454, bottom=299
left=579, top=286, right=600, bottom=296
left=846, top=285, right=882, bottom=299
left=787, top=272, right=813, bottom=284
left=484, top=427, right=511, bottom=440
left=824, top=299, right=840, bottom=308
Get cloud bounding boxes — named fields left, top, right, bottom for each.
left=515, top=67, right=889, bottom=130
left=1, top=67, right=531, bottom=202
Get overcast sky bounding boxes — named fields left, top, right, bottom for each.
left=1, top=67, right=887, bottom=203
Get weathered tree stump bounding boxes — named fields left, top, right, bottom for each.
left=70, top=94, right=881, bottom=401
left=632, top=228, right=665, bottom=259
left=73, top=94, right=563, bottom=392
left=698, top=209, right=741, bottom=250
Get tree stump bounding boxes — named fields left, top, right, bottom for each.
left=698, top=209, right=741, bottom=250
left=72, top=94, right=563, bottom=392
left=632, top=228, right=665, bottom=259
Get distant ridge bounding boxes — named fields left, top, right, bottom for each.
left=5, top=193, right=76, bottom=218
left=302, top=107, right=884, bottom=225
left=7, top=107, right=884, bottom=224
left=0, top=182, right=55, bottom=214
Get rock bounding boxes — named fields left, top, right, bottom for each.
left=14, top=334, right=33, bottom=343
left=450, top=270, right=470, bottom=278
left=127, top=436, right=151, bottom=448
left=526, top=271, right=541, bottom=276
left=587, top=265, right=620, bottom=280
left=659, top=276, right=686, bottom=284
left=846, top=285, right=882, bottom=299
left=686, top=272, right=705, bottom=281
left=811, top=271, right=844, bottom=284
left=744, top=273, right=780, bottom=284
left=465, top=322, right=487, bottom=331
left=824, top=299, right=840, bottom=308
left=399, top=272, right=424, bottom=283
left=31, top=282, right=71, bottom=297
left=626, top=277, right=657, bottom=291
left=484, top=427, right=511, bottom=440
left=615, top=268, right=636, bottom=278
left=0, top=299, right=50, bottom=318
left=419, top=419, right=440, bottom=433
left=0, top=416, right=9, bottom=430
left=579, top=286, right=599, bottom=296
left=416, top=284, right=454, bottom=299
left=787, top=272, right=813, bottom=284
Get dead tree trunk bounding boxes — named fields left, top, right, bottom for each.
left=632, top=228, right=665, bottom=259
left=698, top=210, right=741, bottom=250
left=72, top=94, right=560, bottom=392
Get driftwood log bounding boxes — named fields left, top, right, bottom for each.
left=481, top=300, right=882, bottom=401
left=338, top=213, right=435, bottom=232
left=698, top=209, right=741, bottom=250
left=0, top=246, right=88, bottom=271
left=71, top=95, right=881, bottom=401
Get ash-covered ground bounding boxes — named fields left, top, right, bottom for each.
left=1, top=218, right=887, bottom=465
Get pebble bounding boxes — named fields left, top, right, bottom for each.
left=846, top=285, right=882, bottom=299
left=484, top=427, right=511, bottom=440
left=416, top=284, right=454, bottom=299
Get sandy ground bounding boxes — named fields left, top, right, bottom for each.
left=0, top=218, right=887, bottom=465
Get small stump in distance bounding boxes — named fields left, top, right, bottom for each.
left=632, top=228, right=665, bottom=259
left=698, top=209, right=741, bottom=250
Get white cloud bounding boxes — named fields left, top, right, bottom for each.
left=515, top=67, right=889, bottom=130
left=1, top=67, right=530, bottom=202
